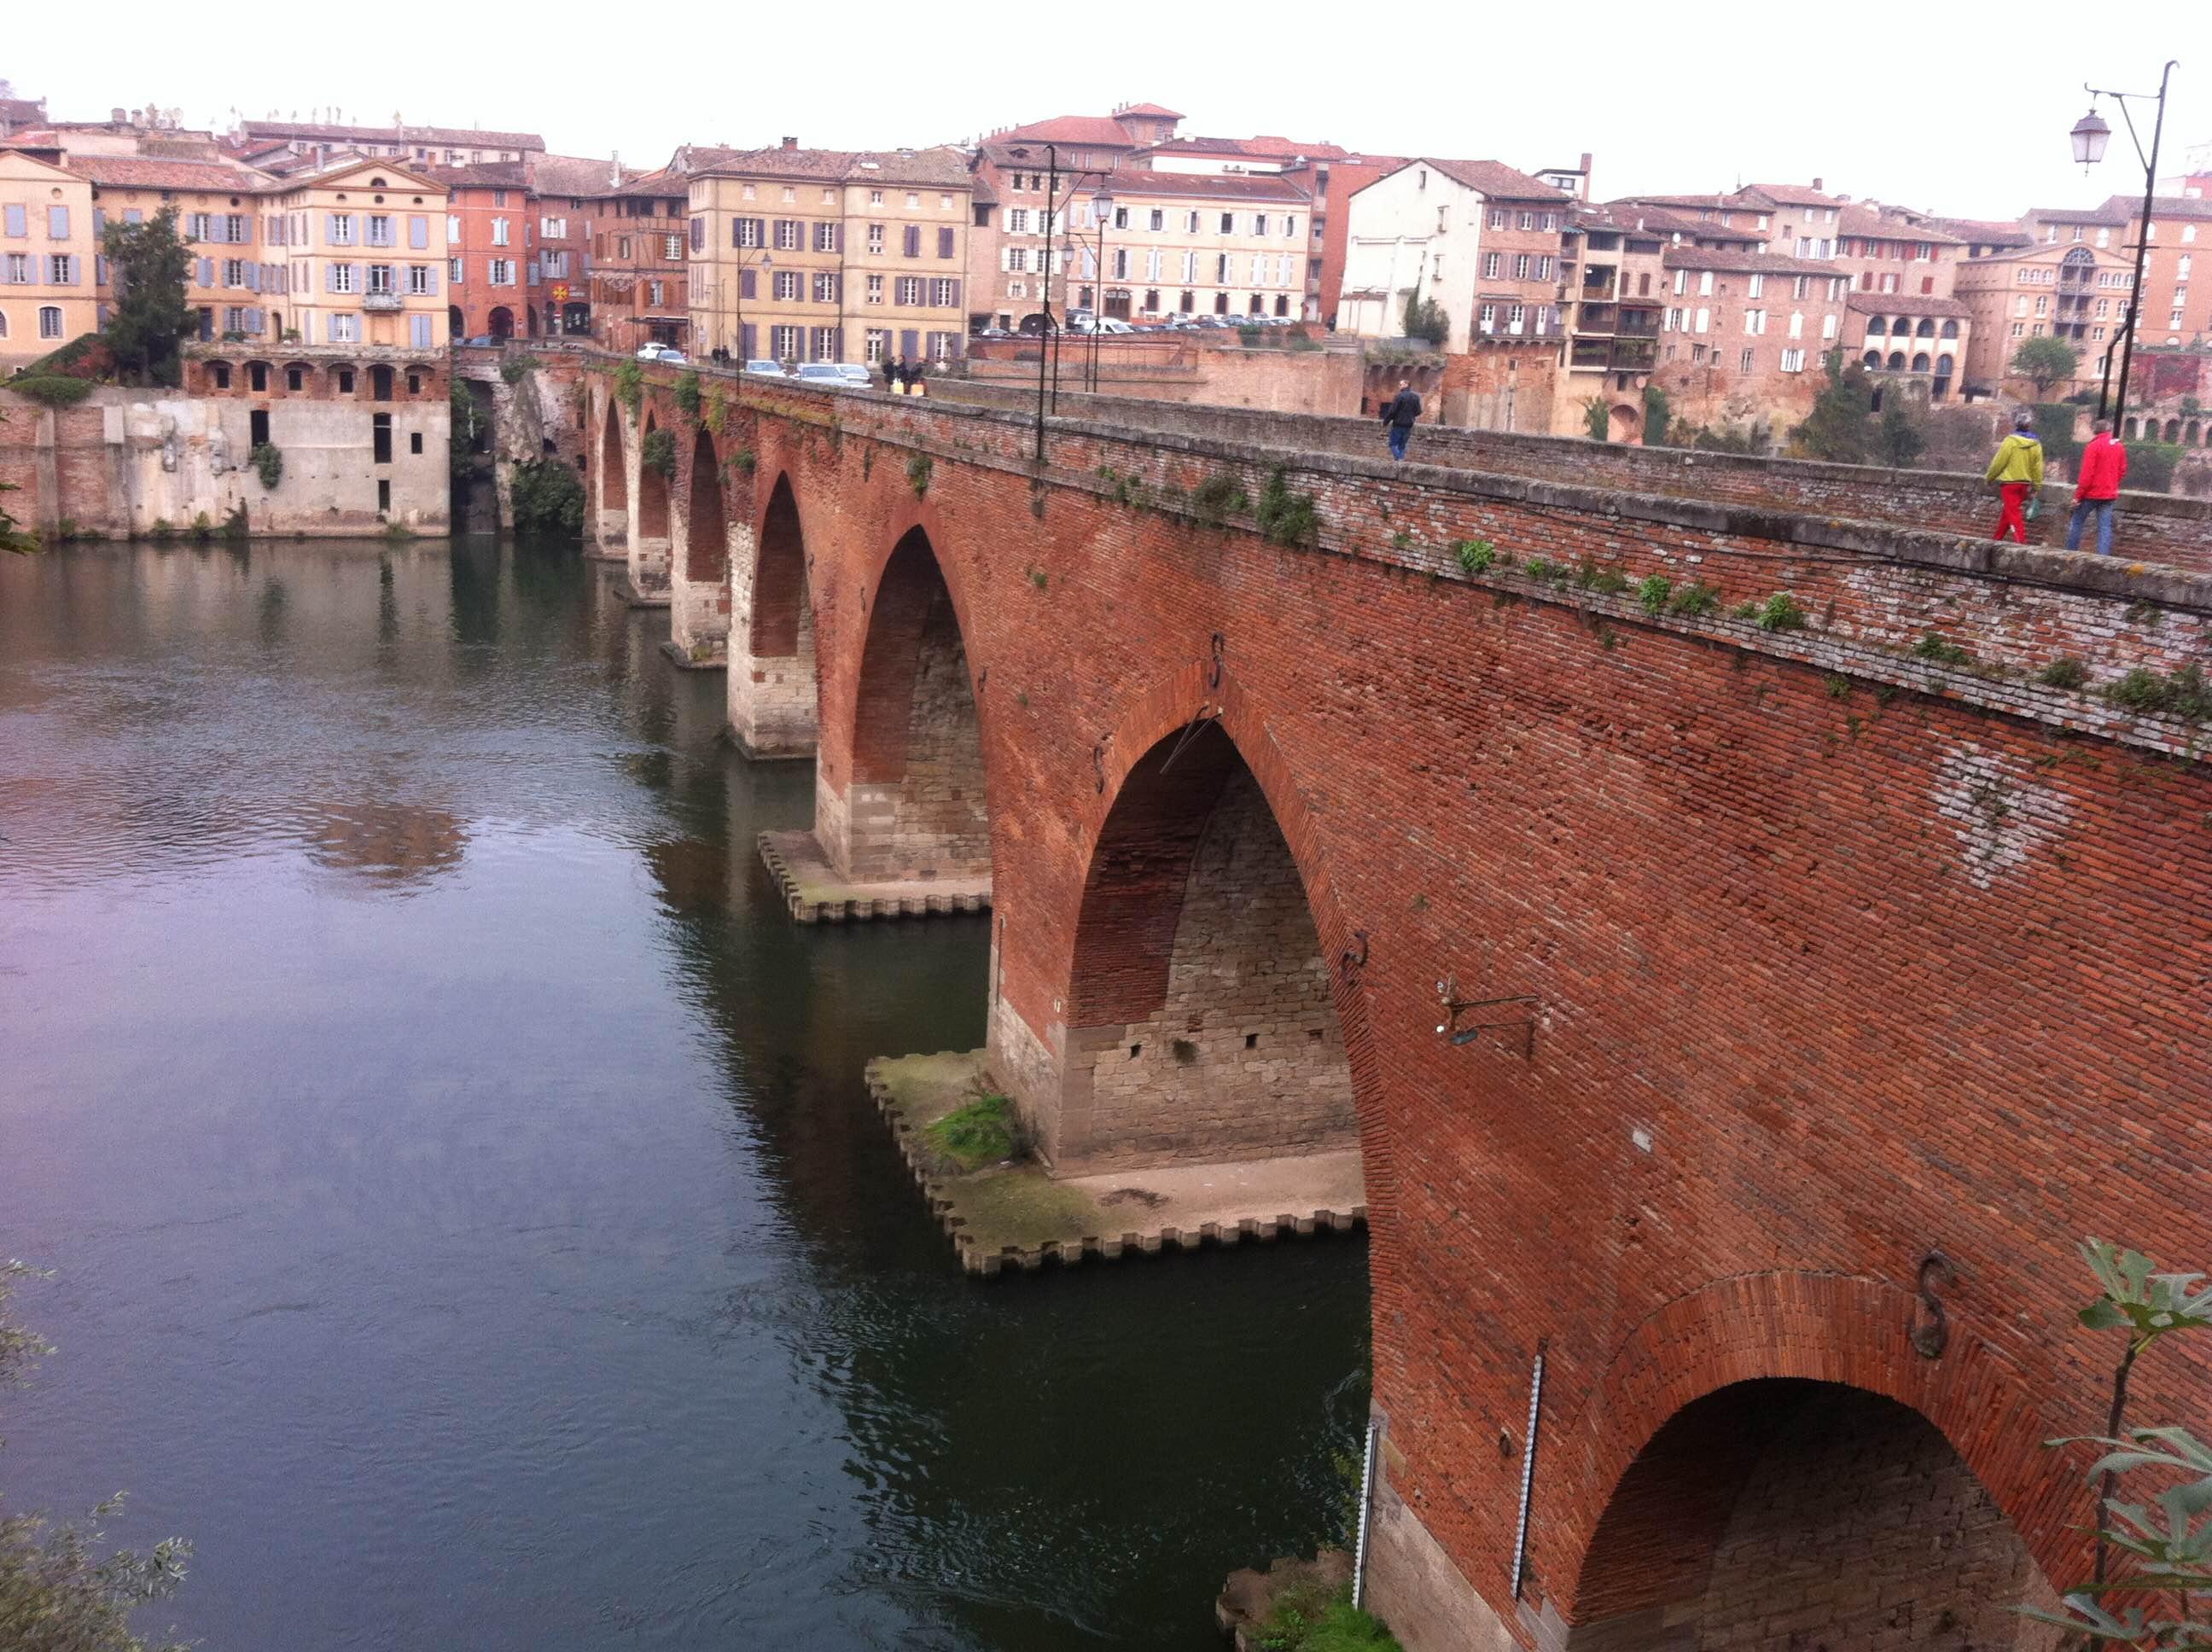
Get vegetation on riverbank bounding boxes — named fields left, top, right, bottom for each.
left=1253, top=1579, right=1400, bottom=1652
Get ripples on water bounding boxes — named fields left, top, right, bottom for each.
left=0, top=538, right=1370, bottom=1651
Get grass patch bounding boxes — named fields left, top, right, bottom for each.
left=2036, top=655, right=2089, bottom=689
left=1575, top=561, right=1631, bottom=595
left=1255, top=1581, right=1401, bottom=1652
left=1636, top=574, right=1671, bottom=614
left=2104, top=663, right=2212, bottom=722
left=1254, top=467, right=1320, bottom=547
left=906, top=453, right=933, bottom=496
left=1911, top=631, right=1972, bottom=666
left=1667, top=581, right=1719, bottom=618
left=1455, top=538, right=1499, bottom=574
left=923, top=1091, right=1019, bottom=1171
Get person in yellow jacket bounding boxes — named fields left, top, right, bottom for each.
left=1984, top=412, right=2045, bottom=543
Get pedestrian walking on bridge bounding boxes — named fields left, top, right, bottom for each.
left=1381, top=380, right=1422, bottom=462
left=2067, top=420, right=2128, bottom=556
left=1984, top=412, right=2044, bottom=544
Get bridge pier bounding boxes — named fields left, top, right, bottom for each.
left=665, top=428, right=731, bottom=668
left=726, top=479, right=818, bottom=759
left=589, top=388, right=629, bottom=561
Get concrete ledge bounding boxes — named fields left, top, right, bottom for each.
left=657, top=639, right=726, bottom=672
left=757, top=830, right=990, bottom=922
left=866, top=1050, right=1366, bottom=1278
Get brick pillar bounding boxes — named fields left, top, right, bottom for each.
left=628, top=416, right=672, bottom=597
left=726, top=480, right=818, bottom=759
left=668, top=430, right=731, bottom=666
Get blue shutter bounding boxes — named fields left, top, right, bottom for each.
left=325, top=263, right=338, bottom=294
left=409, top=214, right=428, bottom=249
left=246, top=306, right=264, bottom=334
left=93, top=208, right=107, bottom=236
left=900, top=328, right=917, bottom=358
left=49, top=206, right=69, bottom=237
left=948, top=279, right=961, bottom=310
left=938, top=226, right=952, bottom=259
left=3, top=204, right=22, bottom=235
left=740, top=269, right=756, bottom=300
left=96, top=255, right=109, bottom=286
left=125, top=208, right=142, bottom=225
left=352, top=263, right=364, bottom=296
left=741, top=323, right=756, bottom=358
left=425, top=264, right=439, bottom=295
left=199, top=257, right=214, bottom=287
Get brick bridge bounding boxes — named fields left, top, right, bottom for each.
left=528, top=344, right=2212, bottom=1650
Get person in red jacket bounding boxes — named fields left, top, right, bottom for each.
left=2067, top=420, right=2128, bottom=556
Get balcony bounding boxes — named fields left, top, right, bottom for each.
left=1610, top=338, right=1657, bottom=371
left=1616, top=309, right=1661, bottom=338
left=363, top=294, right=404, bottom=311
left=1581, top=270, right=1619, bottom=302
left=1579, top=303, right=1617, bottom=335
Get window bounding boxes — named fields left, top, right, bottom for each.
left=1254, top=213, right=1269, bottom=236
left=1144, top=288, right=1160, bottom=311
left=287, top=366, right=303, bottom=391
left=39, top=305, right=63, bottom=338
left=449, top=258, right=463, bottom=284
left=329, top=313, right=360, bottom=343
left=47, top=253, right=73, bottom=283
left=1822, top=312, right=1838, bottom=340
left=492, top=217, right=509, bottom=246
left=736, top=218, right=763, bottom=249
left=1514, top=253, right=1531, bottom=279
left=814, top=221, right=836, bottom=253
left=1482, top=251, right=1502, bottom=279
left=1005, top=247, right=1028, bottom=273
left=541, top=216, right=567, bottom=238
left=896, top=276, right=923, bottom=305
left=1008, top=208, right=1030, bottom=234
left=410, top=432, right=423, bottom=456
left=1780, top=347, right=1805, bottom=372
left=1110, top=248, right=1128, bottom=280
left=1149, top=208, right=1164, bottom=231
left=1477, top=303, right=1496, bottom=334
left=773, top=270, right=800, bottom=300
left=902, top=224, right=921, bottom=257
left=1743, top=309, right=1766, bottom=334
left=367, top=214, right=393, bottom=247
left=865, top=327, right=888, bottom=362
left=1506, top=303, right=1525, bottom=333
left=905, top=193, right=919, bottom=209
left=663, top=235, right=683, bottom=259
left=1672, top=270, right=1686, bottom=295
left=774, top=220, right=800, bottom=250
left=47, top=206, right=70, bottom=238
left=1220, top=212, right=1234, bottom=234
left=331, top=262, right=358, bottom=294
left=2010, top=321, right=2025, bottom=337
left=487, top=259, right=513, bottom=286
left=1489, top=207, right=1508, bottom=229
left=1747, top=273, right=1764, bottom=298
left=1186, top=211, right=1201, bottom=234
left=1739, top=347, right=1755, bottom=372
left=1697, top=270, right=1714, bottom=296
left=813, top=272, right=837, bottom=302
left=932, top=277, right=957, bottom=306
left=1536, top=255, right=1552, bottom=280
left=771, top=323, right=800, bottom=359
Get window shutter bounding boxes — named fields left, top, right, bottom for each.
left=741, top=323, right=756, bottom=358
left=93, top=208, right=107, bottom=236
left=324, top=262, right=337, bottom=294
left=948, top=279, right=960, bottom=310
left=426, top=264, right=439, bottom=294
left=938, top=226, right=953, bottom=259
left=247, top=264, right=261, bottom=293
left=731, top=218, right=742, bottom=247
left=247, top=306, right=264, bottom=334
left=199, top=257, right=214, bottom=287
left=410, top=214, right=428, bottom=249
left=96, top=256, right=109, bottom=286
left=3, top=205, right=22, bottom=236
left=741, top=269, right=756, bottom=300
left=49, top=206, right=70, bottom=237
left=352, top=263, right=364, bottom=294
left=900, top=328, right=917, bottom=358
left=904, top=224, right=919, bottom=257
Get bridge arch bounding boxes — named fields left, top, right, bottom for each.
left=1531, top=1271, right=2065, bottom=1649
left=826, top=523, right=990, bottom=884
left=636, top=412, right=671, bottom=544
left=595, top=401, right=629, bottom=556
left=684, top=427, right=725, bottom=583
left=728, top=470, right=820, bottom=758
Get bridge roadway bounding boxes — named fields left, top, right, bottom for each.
left=495, top=344, right=2212, bottom=1650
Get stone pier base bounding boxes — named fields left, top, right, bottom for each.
left=757, top=830, right=989, bottom=922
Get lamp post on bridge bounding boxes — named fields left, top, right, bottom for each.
left=2069, top=61, right=2179, bottom=425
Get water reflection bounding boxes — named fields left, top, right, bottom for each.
left=0, top=537, right=1368, bottom=1652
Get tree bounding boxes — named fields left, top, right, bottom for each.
left=1580, top=394, right=1610, bottom=442
left=100, top=209, right=195, bottom=388
left=1641, top=383, right=1672, bottom=447
left=2025, top=1240, right=2212, bottom=1648
left=1787, top=349, right=1877, bottom=464
left=1877, top=400, right=1926, bottom=469
left=1401, top=288, right=1448, bottom=347
left=1, top=1262, right=193, bottom=1650
left=1, top=413, right=37, bottom=555
left=2011, top=334, right=2082, bottom=398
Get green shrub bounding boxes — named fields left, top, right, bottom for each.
left=1636, top=574, right=1672, bottom=614
left=498, top=356, right=527, bottom=386
left=1667, top=581, right=1720, bottom=617
left=923, top=1091, right=1020, bottom=1171
left=249, top=441, right=283, bottom=490
left=612, top=360, right=644, bottom=415
left=148, top=518, right=174, bottom=542
left=1750, top=593, right=1808, bottom=631
left=727, top=446, right=756, bottom=475
left=2104, top=662, right=2212, bottom=721
left=2036, top=655, right=2089, bottom=689
left=2121, top=440, right=2183, bottom=496
left=1254, top=467, right=1319, bottom=547
left=674, top=369, right=702, bottom=422
left=1191, top=472, right=1249, bottom=525
left=1522, top=556, right=1569, bottom=585
left=905, top=452, right=932, bottom=496
left=641, top=427, right=676, bottom=478
left=1575, top=561, right=1630, bottom=595
left=189, top=511, right=214, bottom=544
left=1456, top=538, right=1497, bottom=574
left=1254, top=1579, right=1401, bottom=1652
left=221, top=502, right=248, bottom=544
left=7, top=375, right=94, bottom=408
left=509, top=457, right=586, bottom=538
left=1912, top=631, right=1973, bottom=666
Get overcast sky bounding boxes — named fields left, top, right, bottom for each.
left=14, top=1, right=2208, bottom=218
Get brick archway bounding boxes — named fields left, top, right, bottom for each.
left=636, top=412, right=670, bottom=541
left=728, top=468, right=819, bottom=759
left=824, top=524, right=989, bottom=884
left=684, top=427, right=725, bottom=583
left=1532, top=1271, right=2070, bottom=1637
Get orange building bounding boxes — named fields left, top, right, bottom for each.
left=591, top=169, right=689, bottom=351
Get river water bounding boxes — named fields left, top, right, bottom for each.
left=0, top=538, right=1369, bottom=1652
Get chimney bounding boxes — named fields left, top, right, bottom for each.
left=782, top=136, right=797, bottom=150
left=609, top=149, right=621, bottom=189
left=1811, top=177, right=1823, bottom=193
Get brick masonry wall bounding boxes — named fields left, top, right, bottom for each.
left=1063, top=766, right=1355, bottom=1173
left=726, top=477, right=818, bottom=757
left=562, top=353, right=2212, bottom=1650
left=937, top=379, right=2212, bottom=574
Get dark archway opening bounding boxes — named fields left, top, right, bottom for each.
left=841, top=527, right=987, bottom=881
left=732, top=474, right=818, bottom=758
left=1564, top=1380, right=2059, bottom=1649
left=685, top=428, right=725, bottom=582
left=1058, top=722, right=1353, bottom=1173
left=600, top=409, right=628, bottom=514
left=636, top=415, right=670, bottom=541
left=489, top=305, right=514, bottom=341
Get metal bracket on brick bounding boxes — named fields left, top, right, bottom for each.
left=1909, top=1250, right=1954, bottom=1358
left=1436, top=974, right=1538, bottom=1059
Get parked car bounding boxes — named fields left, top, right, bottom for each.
left=794, top=362, right=857, bottom=390
left=637, top=342, right=687, bottom=364
left=835, top=364, right=874, bottom=389
left=742, top=358, right=787, bottom=377
left=972, top=326, right=1013, bottom=340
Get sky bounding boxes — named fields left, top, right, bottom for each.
left=11, top=0, right=2209, bottom=220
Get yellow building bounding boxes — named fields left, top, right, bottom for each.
left=684, top=143, right=969, bottom=364
left=264, top=157, right=451, bottom=351
left=66, top=154, right=283, bottom=344
left=0, top=148, right=97, bottom=368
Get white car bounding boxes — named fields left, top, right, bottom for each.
left=743, top=358, right=787, bottom=377
left=835, top=364, right=873, bottom=390
left=794, top=362, right=857, bottom=390
left=636, top=342, right=687, bottom=364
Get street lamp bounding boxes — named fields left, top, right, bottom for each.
left=1089, top=184, right=1113, bottom=392
left=2070, top=62, right=2178, bottom=424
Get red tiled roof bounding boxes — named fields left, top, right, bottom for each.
left=64, top=155, right=271, bottom=192
left=1662, top=247, right=1838, bottom=276
left=1115, top=102, right=1184, bottom=118
left=683, top=144, right=970, bottom=188
left=1844, top=293, right=1972, bottom=319
left=533, top=153, right=630, bottom=197
left=1837, top=205, right=1964, bottom=244
left=2029, top=202, right=2130, bottom=224
left=1138, top=134, right=1351, bottom=161
left=996, top=115, right=1143, bottom=148
left=1741, top=183, right=1841, bottom=207
left=1598, top=201, right=1750, bottom=241
left=1417, top=157, right=1569, bottom=200
left=1098, top=171, right=1311, bottom=203
left=2131, top=194, right=2212, bottom=222
left=425, top=160, right=531, bottom=190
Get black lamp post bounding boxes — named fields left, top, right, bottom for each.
left=1089, top=184, right=1114, bottom=393
left=2070, top=61, right=2178, bottom=424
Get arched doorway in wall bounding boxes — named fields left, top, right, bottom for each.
left=600, top=408, right=629, bottom=515
left=1607, top=403, right=1640, bottom=443
left=449, top=305, right=464, bottom=340
left=489, top=306, right=515, bottom=341
left=1562, top=1379, right=2061, bottom=1649
left=733, top=472, right=818, bottom=757
left=839, top=526, right=987, bottom=883
left=685, top=428, right=725, bottom=583
left=635, top=414, right=670, bottom=542
left=1054, top=720, right=1356, bottom=1176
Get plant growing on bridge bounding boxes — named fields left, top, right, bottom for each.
left=1662, top=580, right=1718, bottom=618
left=509, top=457, right=586, bottom=538
left=2038, top=656, right=2090, bottom=690
left=1190, top=472, right=1249, bottom=526
left=905, top=453, right=932, bottom=497
left=1912, top=631, right=1973, bottom=666
left=1636, top=574, right=1672, bottom=614
left=704, top=388, right=730, bottom=437
left=674, top=370, right=702, bottom=424
left=1574, top=561, right=1631, bottom=596
left=1456, top=538, right=1499, bottom=575
left=2023, top=1239, right=2212, bottom=1648
left=923, top=1088, right=1022, bottom=1172
left=498, top=355, right=528, bottom=387
left=249, top=441, right=283, bottom=491
left=1254, top=467, right=1319, bottom=548
left=612, top=360, right=644, bottom=416
left=1733, top=592, right=1807, bottom=631
left=0, top=1259, right=195, bottom=1651
left=6, top=374, right=94, bottom=409
left=2104, top=663, right=2212, bottom=724
left=641, top=428, right=676, bottom=480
